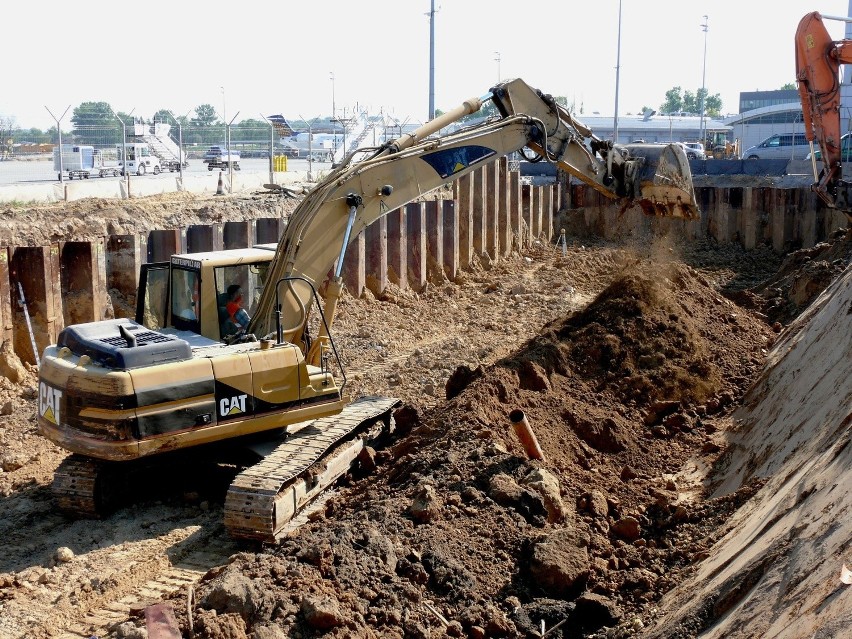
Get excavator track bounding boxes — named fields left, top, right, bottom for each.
left=224, top=396, right=400, bottom=542
left=52, top=454, right=117, bottom=518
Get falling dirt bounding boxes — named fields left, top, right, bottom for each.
left=0, top=191, right=848, bottom=639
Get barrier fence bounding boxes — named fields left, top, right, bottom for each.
left=1, top=155, right=848, bottom=368
left=0, top=122, right=296, bottom=184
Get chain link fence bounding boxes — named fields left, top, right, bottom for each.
left=0, top=120, right=294, bottom=184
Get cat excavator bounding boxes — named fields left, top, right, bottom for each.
left=796, top=10, right=852, bottom=222
left=37, top=78, right=699, bottom=542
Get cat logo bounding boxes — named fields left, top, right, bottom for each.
left=219, top=394, right=248, bottom=418
left=39, top=382, right=62, bottom=425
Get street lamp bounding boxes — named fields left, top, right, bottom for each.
left=494, top=51, right=501, bottom=84
left=226, top=111, right=239, bottom=193
left=165, top=110, right=184, bottom=183
left=110, top=106, right=134, bottom=189
left=221, top=86, right=226, bottom=128
left=613, top=0, right=623, bottom=143
left=45, top=105, right=70, bottom=182
left=699, top=15, right=709, bottom=148
left=329, top=72, right=336, bottom=120
left=299, top=114, right=321, bottom=181
left=260, top=113, right=276, bottom=185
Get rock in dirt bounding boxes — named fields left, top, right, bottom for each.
left=445, top=364, right=485, bottom=400
left=409, top=483, right=441, bottom=523
left=487, top=473, right=548, bottom=523
left=528, top=525, right=591, bottom=598
left=301, top=594, right=346, bottom=630
left=54, top=547, right=74, bottom=563
left=0, top=343, right=28, bottom=384
left=199, top=569, right=261, bottom=619
left=114, top=621, right=147, bottom=639
left=520, top=468, right=567, bottom=523
left=612, top=516, right=642, bottom=542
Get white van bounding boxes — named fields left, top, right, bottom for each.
left=743, top=133, right=811, bottom=160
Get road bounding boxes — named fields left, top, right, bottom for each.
left=0, top=157, right=329, bottom=186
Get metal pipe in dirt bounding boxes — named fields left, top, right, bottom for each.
left=508, top=409, right=545, bottom=461
left=16, top=281, right=40, bottom=367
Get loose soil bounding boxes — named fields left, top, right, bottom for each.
left=0, top=191, right=848, bottom=639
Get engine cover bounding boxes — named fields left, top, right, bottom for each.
left=58, top=319, right=192, bottom=370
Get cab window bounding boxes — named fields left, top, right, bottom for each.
left=214, top=261, right=270, bottom=339
left=171, top=267, right=201, bottom=333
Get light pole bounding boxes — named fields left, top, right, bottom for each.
left=221, top=86, right=226, bottom=130
left=165, top=110, right=184, bottom=183
left=613, top=0, right=622, bottom=143
left=226, top=111, right=239, bottom=192
left=110, top=106, right=133, bottom=189
left=494, top=51, right=501, bottom=85
left=428, top=0, right=436, bottom=120
left=700, top=15, right=709, bottom=149
left=45, top=105, right=70, bottom=182
left=259, top=113, right=275, bottom=185
left=329, top=72, right=336, bottom=120
left=299, top=114, right=321, bottom=181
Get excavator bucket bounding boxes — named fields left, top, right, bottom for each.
left=626, top=143, right=700, bottom=220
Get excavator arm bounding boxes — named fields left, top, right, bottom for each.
left=796, top=11, right=852, bottom=219
left=248, top=78, right=699, bottom=358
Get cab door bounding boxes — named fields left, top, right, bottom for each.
left=136, top=262, right=170, bottom=330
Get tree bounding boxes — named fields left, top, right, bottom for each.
left=153, top=109, right=176, bottom=124
left=71, top=101, right=123, bottom=145
left=660, top=87, right=684, bottom=114
left=0, top=115, right=15, bottom=159
left=191, top=104, right=218, bottom=127
left=704, top=93, right=722, bottom=117
left=780, top=82, right=796, bottom=90
left=660, top=86, right=723, bottom=116
left=234, top=118, right=271, bottom=142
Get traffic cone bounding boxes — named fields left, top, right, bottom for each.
left=215, top=171, right=224, bottom=196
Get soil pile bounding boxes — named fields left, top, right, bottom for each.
left=171, top=260, right=773, bottom=638
left=0, top=191, right=299, bottom=247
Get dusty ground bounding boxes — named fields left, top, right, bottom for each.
left=0, top=191, right=848, bottom=639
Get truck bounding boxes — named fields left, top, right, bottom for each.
left=53, top=145, right=120, bottom=180
left=36, top=78, right=699, bottom=542
left=116, top=142, right=162, bottom=176
left=203, top=145, right=241, bottom=171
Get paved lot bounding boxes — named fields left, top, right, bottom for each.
left=0, top=157, right=328, bottom=185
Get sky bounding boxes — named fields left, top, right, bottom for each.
left=4, top=1, right=851, bottom=131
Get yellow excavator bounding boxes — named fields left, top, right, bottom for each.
left=37, top=78, right=699, bottom=542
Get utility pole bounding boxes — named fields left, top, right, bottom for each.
left=613, top=0, right=622, bottom=142
left=428, top=0, right=436, bottom=120
left=45, top=105, right=70, bottom=182
left=700, top=15, right=709, bottom=148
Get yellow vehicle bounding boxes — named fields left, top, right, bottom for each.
left=37, top=78, right=699, bottom=541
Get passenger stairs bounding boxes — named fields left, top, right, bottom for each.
left=332, top=110, right=381, bottom=165
left=131, top=122, right=186, bottom=168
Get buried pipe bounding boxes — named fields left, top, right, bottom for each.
left=508, top=410, right=545, bottom=461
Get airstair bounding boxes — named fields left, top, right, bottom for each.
left=332, top=110, right=381, bottom=165
left=131, top=122, right=186, bottom=169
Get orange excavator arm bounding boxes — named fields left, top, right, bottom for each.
left=795, top=11, right=852, bottom=219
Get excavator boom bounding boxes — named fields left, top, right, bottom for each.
left=249, top=78, right=699, bottom=346
left=796, top=11, right=852, bottom=220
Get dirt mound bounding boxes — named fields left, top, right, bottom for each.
left=726, top=228, right=851, bottom=326
left=0, top=191, right=297, bottom=247
left=171, top=260, right=773, bottom=638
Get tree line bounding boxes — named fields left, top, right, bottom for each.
left=2, top=103, right=327, bottom=148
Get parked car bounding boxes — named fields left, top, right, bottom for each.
left=682, top=142, right=706, bottom=160
left=805, top=132, right=852, bottom=162
left=743, top=133, right=811, bottom=160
